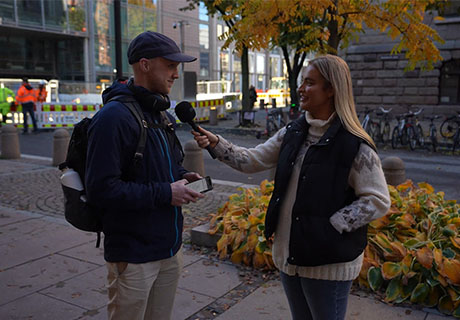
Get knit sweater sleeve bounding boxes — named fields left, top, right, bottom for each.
left=329, top=143, right=391, bottom=234
left=211, top=128, right=286, bottom=173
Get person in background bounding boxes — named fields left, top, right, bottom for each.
left=0, top=85, right=15, bottom=123
left=16, top=78, right=38, bottom=134
left=249, top=85, right=257, bottom=109
left=36, top=80, right=47, bottom=104
left=193, top=55, right=391, bottom=320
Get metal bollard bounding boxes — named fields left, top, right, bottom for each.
left=381, top=156, right=405, bottom=186
left=260, top=99, right=265, bottom=110
left=53, top=129, right=70, bottom=166
left=0, top=124, right=20, bottom=159
left=182, top=140, right=205, bottom=177
left=209, top=106, right=218, bottom=126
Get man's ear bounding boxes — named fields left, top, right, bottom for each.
left=139, top=58, right=150, bottom=72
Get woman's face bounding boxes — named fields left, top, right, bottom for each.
left=298, top=65, right=334, bottom=120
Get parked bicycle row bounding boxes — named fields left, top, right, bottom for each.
left=360, top=107, right=460, bottom=153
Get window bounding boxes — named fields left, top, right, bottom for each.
left=199, top=24, right=209, bottom=50
left=67, top=0, right=87, bottom=32
left=128, top=3, right=144, bottom=39
left=439, top=0, right=460, bottom=17
left=249, top=53, right=255, bottom=73
left=17, top=0, right=42, bottom=26
left=233, top=53, right=241, bottom=72
left=256, top=54, right=265, bottom=74
left=200, top=52, right=209, bottom=77
left=440, top=59, right=460, bottom=104
left=217, top=24, right=223, bottom=38
left=270, top=56, right=280, bottom=78
left=0, top=0, right=15, bottom=22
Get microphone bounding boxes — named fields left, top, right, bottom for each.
left=175, top=101, right=217, bottom=159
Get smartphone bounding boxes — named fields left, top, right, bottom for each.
left=185, top=176, right=213, bottom=193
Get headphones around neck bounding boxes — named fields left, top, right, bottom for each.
left=127, top=78, right=171, bottom=112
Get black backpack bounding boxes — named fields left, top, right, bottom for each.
left=59, top=95, right=160, bottom=247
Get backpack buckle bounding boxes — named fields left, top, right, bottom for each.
left=142, top=120, right=148, bottom=128
left=134, top=152, right=143, bottom=161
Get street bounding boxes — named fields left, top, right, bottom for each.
left=12, top=128, right=460, bottom=201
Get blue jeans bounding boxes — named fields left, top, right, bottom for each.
left=280, top=272, right=352, bottom=320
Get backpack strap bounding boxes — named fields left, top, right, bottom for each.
left=107, top=95, right=148, bottom=166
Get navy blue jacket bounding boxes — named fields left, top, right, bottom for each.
left=86, top=81, right=187, bottom=263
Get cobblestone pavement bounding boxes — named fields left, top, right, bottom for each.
left=0, top=158, right=247, bottom=243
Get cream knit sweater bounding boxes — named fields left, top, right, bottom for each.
left=212, top=112, right=391, bottom=281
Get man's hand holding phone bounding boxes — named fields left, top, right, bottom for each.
left=170, top=179, right=204, bottom=207
left=185, top=176, right=213, bottom=193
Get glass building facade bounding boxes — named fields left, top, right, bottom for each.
left=0, top=0, right=157, bottom=82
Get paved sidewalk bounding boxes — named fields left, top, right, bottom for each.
left=0, top=156, right=452, bottom=319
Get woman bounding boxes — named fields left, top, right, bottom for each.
left=193, top=54, right=390, bottom=320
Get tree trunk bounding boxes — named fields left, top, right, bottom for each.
left=240, top=45, right=251, bottom=126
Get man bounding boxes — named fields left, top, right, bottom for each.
left=85, top=31, right=203, bottom=320
left=36, top=80, right=47, bottom=104
left=0, top=85, right=15, bottom=123
left=16, top=78, right=38, bottom=134
left=249, top=85, right=257, bottom=109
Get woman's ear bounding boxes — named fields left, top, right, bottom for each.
left=327, top=86, right=334, bottom=99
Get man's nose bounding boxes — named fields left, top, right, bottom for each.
left=172, top=68, right=179, bottom=79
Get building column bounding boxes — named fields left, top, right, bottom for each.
left=86, top=0, right=96, bottom=83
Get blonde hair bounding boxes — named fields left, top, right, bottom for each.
left=309, top=54, right=376, bottom=149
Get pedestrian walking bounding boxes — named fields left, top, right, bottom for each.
left=0, top=85, right=15, bottom=123
left=85, top=31, right=204, bottom=320
left=193, top=54, right=391, bottom=320
left=16, top=78, right=38, bottom=134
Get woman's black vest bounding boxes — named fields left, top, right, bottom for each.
left=264, top=116, right=368, bottom=267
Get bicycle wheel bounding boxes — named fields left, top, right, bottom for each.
left=440, top=118, right=459, bottom=138
left=369, top=122, right=380, bottom=143
left=430, top=126, right=438, bottom=152
left=416, top=124, right=425, bottom=148
left=382, top=122, right=391, bottom=144
left=407, top=126, right=417, bottom=150
left=453, top=131, right=460, bottom=153
left=391, top=127, right=400, bottom=149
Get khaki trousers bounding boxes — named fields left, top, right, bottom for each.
left=106, top=248, right=183, bottom=320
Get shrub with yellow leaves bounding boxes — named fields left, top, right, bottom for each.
left=360, top=180, right=460, bottom=317
left=208, top=179, right=275, bottom=270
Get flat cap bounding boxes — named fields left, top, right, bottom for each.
left=127, top=31, right=196, bottom=64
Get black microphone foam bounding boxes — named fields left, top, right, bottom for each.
left=175, top=101, right=216, bottom=159
left=175, top=101, right=196, bottom=123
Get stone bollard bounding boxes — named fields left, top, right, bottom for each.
left=0, top=124, right=20, bottom=159
left=182, top=140, right=205, bottom=177
left=209, top=106, right=218, bottom=125
left=53, top=129, right=70, bottom=166
left=381, top=156, right=405, bottom=186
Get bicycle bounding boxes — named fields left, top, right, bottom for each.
left=256, top=108, right=286, bottom=138
left=391, top=109, right=423, bottom=150
left=440, top=111, right=460, bottom=152
left=369, top=106, right=392, bottom=146
left=425, top=115, right=440, bottom=152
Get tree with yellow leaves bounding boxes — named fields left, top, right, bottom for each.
left=183, top=0, right=256, bottom=126
left=192, top=0, right=447, bottom=112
